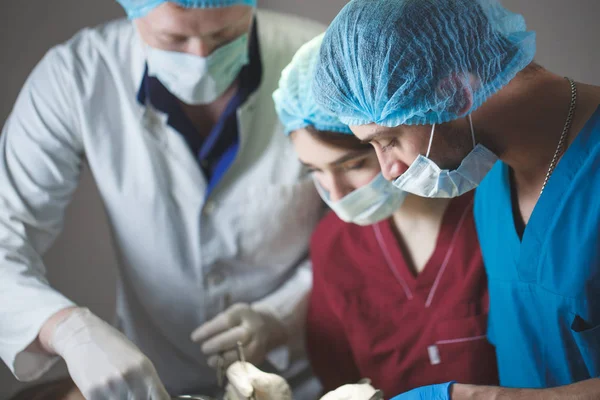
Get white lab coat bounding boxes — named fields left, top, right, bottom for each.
left=0, top=10, right=325, bottom=396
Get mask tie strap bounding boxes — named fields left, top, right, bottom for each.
left=425, top=123, right=436, bottom=158
left=468, top=114, right=476, bottom=148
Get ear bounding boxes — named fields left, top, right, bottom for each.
left=436, top=73, right=476, bottom=117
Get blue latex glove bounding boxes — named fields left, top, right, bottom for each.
left=391, top=382, right=455, bottom=400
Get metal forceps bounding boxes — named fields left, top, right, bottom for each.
left=368, top=390, right=384, bottom=400
left=216, top=354, right=226, bottom=388
left=358, top=378, right=384, bottom=400
left=236, top=341, right=257, bottom=400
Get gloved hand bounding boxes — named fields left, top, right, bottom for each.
left=191, top=303, right=287, bottom=368
left=224, top=361, right=292, bottom=400
left=390, top=382, right=455, bottom=400
left=50, top=308, right=170, bottom=400
left=319, top=383, right=379, bottom=400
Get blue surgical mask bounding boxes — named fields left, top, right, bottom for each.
left=393, top=115, right=498, bottom=198
left=146, top=33, right=249, bottom=105
left=314, top=173, right=407, bottom=226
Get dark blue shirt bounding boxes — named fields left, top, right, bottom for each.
left=137, top=21, right=262, bottom=196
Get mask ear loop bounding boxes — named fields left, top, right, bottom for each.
left=425, top=123, right=436, bottom=158
left=468, top=114, right=476, bottom=148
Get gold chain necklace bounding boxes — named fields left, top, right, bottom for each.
left=539, top=77, right=577, bottom=196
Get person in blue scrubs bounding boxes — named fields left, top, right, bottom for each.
left=311, top=0, right=600, bottom=398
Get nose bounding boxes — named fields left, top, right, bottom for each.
left=320, top=174, right=352, bottom=202
left=186, top=38, right=217, bottom=57
left=380, top=164, right=395, bottom=181
left=329, top=183, right=348, bottom=202
left=373, top=147, right=396, bottom=181
left=373, top=147, right=409, bottom=181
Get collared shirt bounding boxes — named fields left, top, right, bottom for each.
left=137, top=20, right=262, bottom=195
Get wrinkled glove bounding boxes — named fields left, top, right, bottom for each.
left=390, top=382, right=455, bottom=400
left=224, top=361, right=292, bottom=400
left=191, top=303, right=287, bottom=368
left=50, top=308, right=170, bottom=400
left=319, top=383, right=379, bottom=400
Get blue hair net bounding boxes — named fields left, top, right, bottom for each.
left=313, top=0, right=536, bottom=127
left=273, top=34, right=353, bottom=136
left=117, top=0, right=256, bottom=19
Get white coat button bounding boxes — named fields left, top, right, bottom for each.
left=207, top=271, right=225, bottom=287
left=203, top=201, right=216, bottom=215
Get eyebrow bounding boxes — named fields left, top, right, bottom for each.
left=359, top=130, right=392, bottom=144
left=206, top=23, right=236, bottom=37
left=330, top=150, right=369, bottom=166
left=157, top=23, right=231, bottom=39
left=300, top=150, right=370, bottom=170
left=157, top=9, right=249, bottom=39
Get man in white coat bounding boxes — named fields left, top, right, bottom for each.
left=0, top=1, right=325, bottom=399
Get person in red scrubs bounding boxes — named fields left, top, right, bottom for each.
left=223, top=34, right=499, bottom=400
left=280, top=34, right=498, bottom=398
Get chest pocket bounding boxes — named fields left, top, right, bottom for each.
left=433, top=313, right=498, bottom=385
left=570, top=313, right=600, bottom=378
left=236, top=179, right=322, bottom=265
left=434, top=313, right=489, bottom=350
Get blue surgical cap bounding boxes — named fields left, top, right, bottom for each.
left=117, top=0, right=256, bottom=19
left=313, top=0, right=536, bottom=127
left=273, top=34, right=353, bottom=136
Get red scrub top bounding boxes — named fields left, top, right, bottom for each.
left=306, top=193, right=498, bottom=396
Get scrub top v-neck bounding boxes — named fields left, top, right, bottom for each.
left=474, top=106, right=600, bottom=388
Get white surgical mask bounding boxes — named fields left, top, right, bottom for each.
left=393, top=115, right=498, bottom=198
left=315, top=173, right=407, bottom=226
left=145, top=33, right=250, bottom=105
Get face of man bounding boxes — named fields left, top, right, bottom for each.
left=135, top=3, right=253, bottom=57
left=350, top=118, right=475, bottom=181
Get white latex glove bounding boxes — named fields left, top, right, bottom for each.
left=224, top=361, right=292, bottom=400
left=191, top=303, right=287, bottom=368
left=319, top=383, right=379, bottom=400
left=50, top=308, right=170, bottom=400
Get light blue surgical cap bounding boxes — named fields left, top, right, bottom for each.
left=117, top=0, right=256, bottom=19
left=313, top=0, right=536, bottom=127
left=273, top=34, right=353, bottom=136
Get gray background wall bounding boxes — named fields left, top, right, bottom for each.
left=0, top=1, right=599, bottom=398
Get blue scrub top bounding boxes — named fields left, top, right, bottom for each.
left=474, top=106, right=600, bottom=388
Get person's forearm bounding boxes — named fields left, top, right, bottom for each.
left=452, top=379, right=600, bottom=400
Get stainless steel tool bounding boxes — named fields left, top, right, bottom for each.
left=357, top=378, right=384, bottom=400
left=368, top=390, right=385, bottom=400
left=236, top=341, right=257, bottom=400
left=216, top=354, right=225, bottom=388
